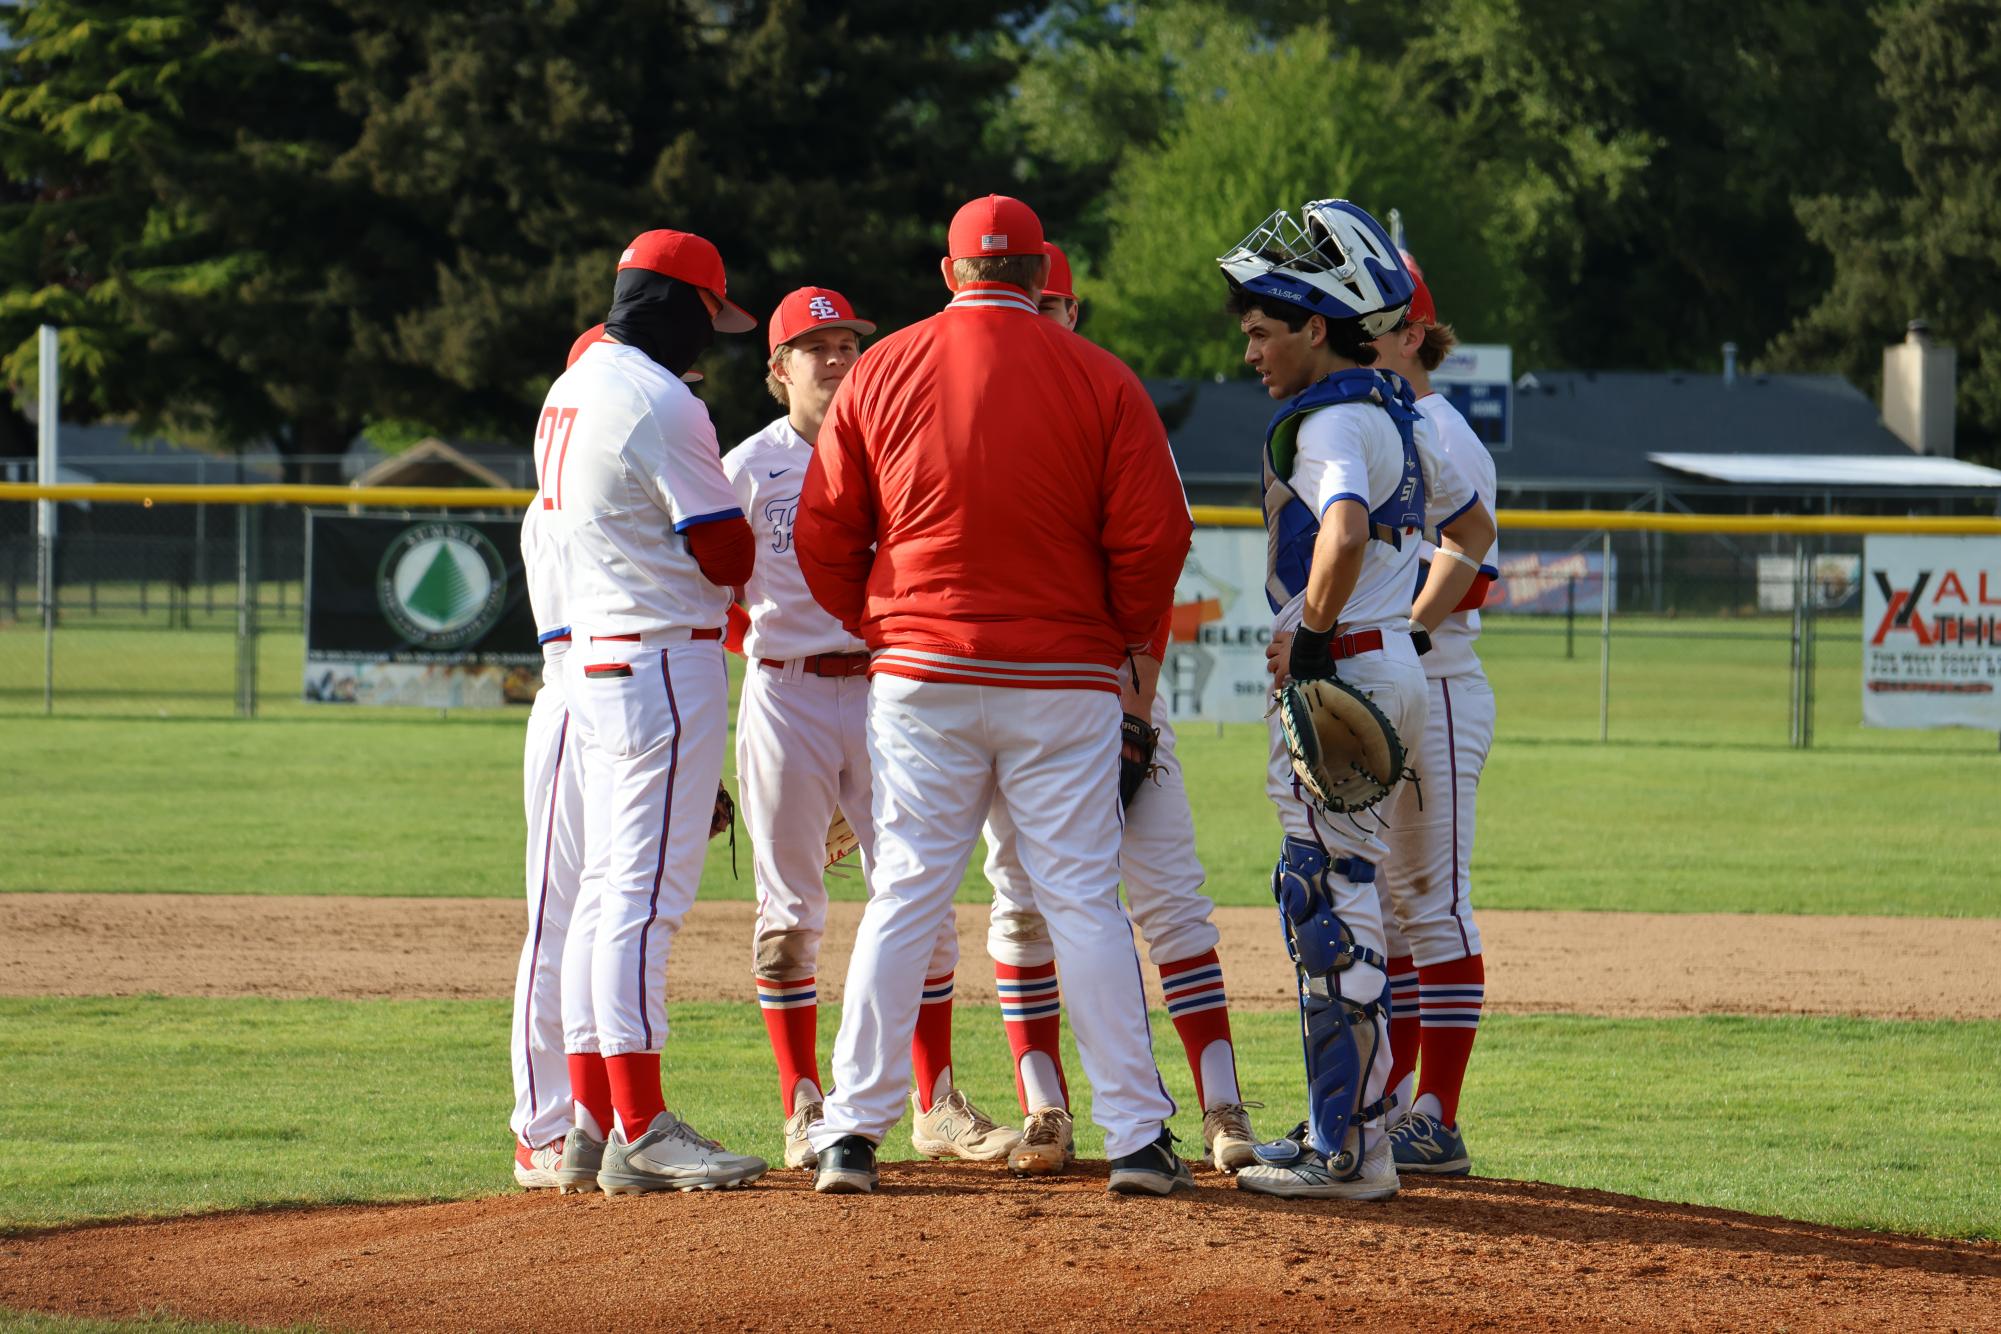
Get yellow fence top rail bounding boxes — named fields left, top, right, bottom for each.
left=3, top=483, right=1998, bottom=536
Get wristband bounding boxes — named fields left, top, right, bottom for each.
left=1289, top=623, right=1335, bottom=681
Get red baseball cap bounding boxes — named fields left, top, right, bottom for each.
left=1042, top=242, right=1076, bottom=301
left=1400, top=249, right=1437, bottom=327
left=618, top=230, right=757, bottom=333
left=566, top=323, right=606, bottom=369
left=947, top=194, right=1045, bottom=260
left=767, top=287, right=877, bottom=356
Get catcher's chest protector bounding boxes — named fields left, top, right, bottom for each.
left=1259, top=370, right=1427, bottom=614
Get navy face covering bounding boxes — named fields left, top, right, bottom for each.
left=604, top=269, right=713, bottom=375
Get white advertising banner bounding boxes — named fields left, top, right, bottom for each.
left=1163, top=526, right=1274, bottom=723
left=1861, top=535, right=2001, bottom=730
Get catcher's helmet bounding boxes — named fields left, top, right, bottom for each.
left=1219, top=198, right=1413, bottom=338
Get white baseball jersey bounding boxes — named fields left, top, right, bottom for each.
left=533, top=341, right=741, bottom=635
left=1285, top=402, right=1475, bottom=632
left=722, top=418, right=867, bottom=662
left=1413, top=393, right=1500, bottom=681
left=520, top=501, right=571, bottom=689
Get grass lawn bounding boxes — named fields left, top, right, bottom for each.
left=0, top=997, right=1994, bottom=1241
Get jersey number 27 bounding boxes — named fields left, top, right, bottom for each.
left=537, top=406, right=580, bottom=509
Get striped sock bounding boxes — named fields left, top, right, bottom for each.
left=1384, top=955, right=1421, bottom=1117
left=1416, top=954, right=1485, bottom=1127
left=1159, top=949, right=1238, bottom=1108
left=994, top=960, right=1068, bottom=1113
left=604, top=1052, right=665, bottom=1142
left=565, top=1050, right=612, bottom=1142
left=911, top=972, right=956, bottom=1112
left=755, top=975, right=820, bottom=1114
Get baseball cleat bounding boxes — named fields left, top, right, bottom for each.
left=1106, top=1129, right=1196, bottom=1196
left=554, top=1126, right=606, bottom=1194
left=1236, top=1135, right=1399, bottom=1202
left=1201, top=1102, right=1261, bottom=1173
left=910, top=1087, right=1021, bottom=1162
left=1390, top=1110, right=1471, bottom=1176
left=813, top=1135, right=879, bottom=1194
left=783, top=1100, right=824, bottom=1171
left=513, top=1137, right=565, bottom=1190
left=596, top=1111, right=768, bottom=1194
left=1007, top=1106, right=1075, bottom=1177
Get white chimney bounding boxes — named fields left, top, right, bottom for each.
left=1882, top=319, right=1956, bottom=456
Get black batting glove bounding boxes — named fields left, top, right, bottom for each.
left=1289, top=624, right=1336, bottom=682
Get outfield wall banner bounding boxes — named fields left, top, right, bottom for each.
left=1861, top=535, right=2001, bottom=730
left=1164, top=527, right=1273, bottom=723
left=1755, top=554, right=1862, bottom=613
left=304, top=512, right=539, bottom=708
left=1484, top=550, right=1616, bottom=614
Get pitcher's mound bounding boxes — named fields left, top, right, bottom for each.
left=3, top=1166, right=1995, bottom=1331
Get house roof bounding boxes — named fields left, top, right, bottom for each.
left=346, top=437, right=519, bottom=489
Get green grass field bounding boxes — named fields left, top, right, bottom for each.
left=1, top=998, right=1995, bottom=1240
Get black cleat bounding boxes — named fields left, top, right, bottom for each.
left=813, top=1134, right=879, bottom=1194
left=1106, top=1129, right=1196, bottom=1196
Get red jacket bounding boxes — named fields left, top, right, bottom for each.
left=797, top=282, right=1190, bottom=692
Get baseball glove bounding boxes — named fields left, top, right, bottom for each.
left=1119, top=712, right=1162, bottom=809
left=825, top=809, right=860, bottom=869
left=1276, top=673, right=1409, bottom=814
left=710, top=783, right=735, bottom=840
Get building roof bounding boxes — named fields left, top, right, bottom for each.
left=1648, top=453, right=2001, bottom=488
left=346, top=437, right=519, bottom=489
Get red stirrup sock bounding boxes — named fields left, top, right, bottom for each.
left=1416, top=954, right=1486, bottom=1127
left=1159, top=949, right=1239, bottom=1108
left=604, top=1052, right=667, bottom=1142
left=566, top=1051, right=613, bottom=1142
left=1384, top=955, right=1421, bottom=1116
left=911, top=972, right=956, bottom=1111
left=994, top=960, right=1068, bottom=1113
left=756, top=975, right=821, bottom=1113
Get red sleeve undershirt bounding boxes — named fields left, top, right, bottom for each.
left=685, top=515, right=755, bottom=589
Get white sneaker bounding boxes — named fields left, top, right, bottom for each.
left=512, top=1138, right=563, bottom=1190
left=1236, top=1135, right=1399, bottom=1202
left=910, top=1088, right=1021, bottom=1162
left=1007, top=1106, right=1075, bottom=1176
left=1202, top=1103, right=1260, bottom=1173
left=597, top=1111, right=769, bottom=1194
left=784, top=1100, right=823, bottom=1171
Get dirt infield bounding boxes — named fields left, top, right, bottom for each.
left=2, top=1166, right=1996, bottom=1332
left=5, top=891, right=1998, bottom=1019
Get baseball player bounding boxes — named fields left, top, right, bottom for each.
left=535, top=229, right=769, bottom=1194
left=984, top=240, right=1258, bottom=1178
left=725, top=286, right=1018, bottom=1172
left=1366, top=253, right=1501, bottom=1177
left=507, top=325, right=605, bottom=1189
left=1215, top=199, right=1492, bottom=1202
left=796, top=195, right=1193, bottom=1196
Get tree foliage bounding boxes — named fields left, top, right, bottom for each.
left=1770, top=0, right=2001, bottom=462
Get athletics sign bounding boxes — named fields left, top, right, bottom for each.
left=1861, top=536, right=2001, bottom=729
left=304, top=512, right=539, bottom=708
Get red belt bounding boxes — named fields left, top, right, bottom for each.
left=1328, top=629, right=1384, bottom=660
left=760, top=652, right=870, bottom=678
left=590, top=628, right=723, bottom=643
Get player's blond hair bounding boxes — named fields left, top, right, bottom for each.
left=765, top=358, right=790, bottom=408
left=1418, top=321, right=1459, bottom=372
left=950, top=253, right=1049, bottom=291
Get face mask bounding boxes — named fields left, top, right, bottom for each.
left=603, top=269, right=713, bottom=375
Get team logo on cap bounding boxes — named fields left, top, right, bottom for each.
left=981, top=233, right=1007, bottom=251
left=620, top=247, right=636, bottom=264
left=377, top=521, right=509, bottom=650
left=808, top=295, right=838, bottom=320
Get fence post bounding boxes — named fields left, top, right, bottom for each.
left=1788, top=539, right=1806, bottom=747
left=1565, top=577, right=1576, bottom=659
left=1598, top=531, right=1612, bottom=742
left=235, top=504, right=260, bottom=718
left=1801, top=539, right=1817, bottom=750
left=39, top=531, right=54, bottom=715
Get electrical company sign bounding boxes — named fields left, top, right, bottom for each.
left=1861, top=536, right=2001, bottom=730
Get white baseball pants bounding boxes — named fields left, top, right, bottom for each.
left=561, top=637, right=728, bottom=1057
left=811, top=675, right=1175, bottom=1160
left=509, top=680, right=585, bottom=1148
left=1378, top=669, right=1494, bottom=966
left=737, top=662, right=955, bottom=981
left=986, top=691, right=1219, bottom=969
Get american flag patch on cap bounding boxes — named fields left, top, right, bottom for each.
left=982, top=233, right=1007, bottom=251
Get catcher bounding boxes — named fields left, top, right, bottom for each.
left=1215, top=199, right=1494, bottom=1202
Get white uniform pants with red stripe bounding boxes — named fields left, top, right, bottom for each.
left=985, top=691, right=1219, bottom=969
left=810, top=675, right=1175, bottom=1160
left=561, top=638, right=727, bottom=1057
left=510, top=679, right=584, bottom=1148
left=737, top=662, right=955, bottom=982
left=1377, top=669, right=1494, bottom=966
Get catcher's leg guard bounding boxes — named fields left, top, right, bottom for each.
left=1267, top=835, right=1393, bottom=1175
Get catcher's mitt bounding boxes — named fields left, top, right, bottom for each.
left=1119, top=712, right=1161, bottom=809
left=825, top=809, right=860, bottom=869
left=1276, top=674, right=1408, bottom=813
